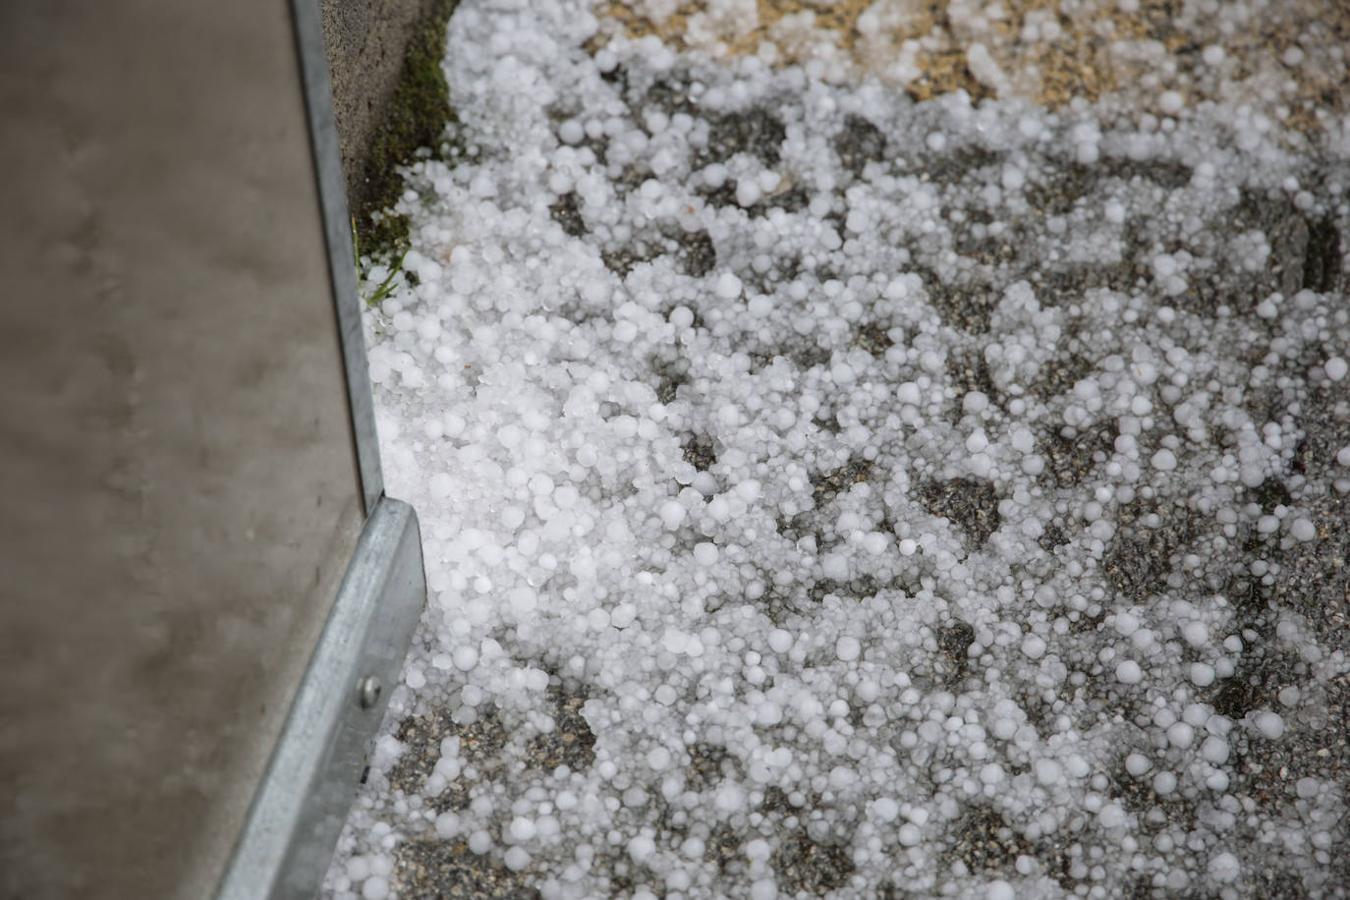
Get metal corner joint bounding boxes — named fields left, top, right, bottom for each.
left=218, top=498, right=425, bottom=900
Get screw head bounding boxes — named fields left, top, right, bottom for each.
left=357, top=675, right=382, bottom=709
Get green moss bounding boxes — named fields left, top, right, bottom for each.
left=356, top=0, right=459, bottom=264
left=364, top=210, right=412, bottom=264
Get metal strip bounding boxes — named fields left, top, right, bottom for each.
left=217, top=497, right=426, bottom=900
left=291, top=0, right=385, bottom=514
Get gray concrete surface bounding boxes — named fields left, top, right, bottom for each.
left=0, top=3, right=365, bottom=898
left=322, top=0, right=439, bottom=221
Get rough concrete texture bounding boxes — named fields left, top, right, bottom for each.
left=597, top=0, right=1349, bottom=133
left=322, top=0, right=439, bottom=219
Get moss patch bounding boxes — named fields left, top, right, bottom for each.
left=356, top=0, right=459, bottom=263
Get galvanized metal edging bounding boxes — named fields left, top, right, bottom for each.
left=217, top=5, right=429, bottom=897
left=291, top=0, right=385, bottom=515
left=216, top=497, right=426, bottom=900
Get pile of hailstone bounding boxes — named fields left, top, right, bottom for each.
left=326, top=0, right=1350, bottom=897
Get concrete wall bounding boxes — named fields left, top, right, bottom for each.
left=322, top=0, right=440, bottom=220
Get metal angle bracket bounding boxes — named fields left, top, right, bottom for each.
left=217, top=497, right=426, bottom=900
